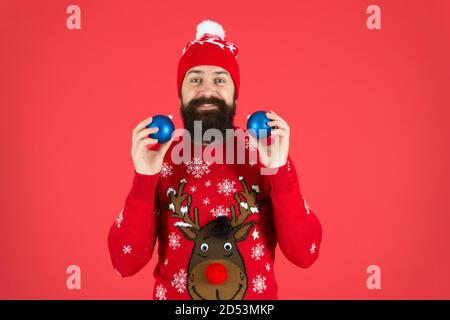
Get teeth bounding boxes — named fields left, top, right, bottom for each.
left=199, top=104, right=214, bottom=108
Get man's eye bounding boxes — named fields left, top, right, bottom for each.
left=215, top=79, right=225, bottom=84
left=191, top=78, right=202, bottom=83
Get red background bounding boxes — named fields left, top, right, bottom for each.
left=1, top=0, right=449, bottom=299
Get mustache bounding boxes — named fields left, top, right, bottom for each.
left=180, top=94, right=236, bottom=143
left=186, top=96, right=228, bottom=111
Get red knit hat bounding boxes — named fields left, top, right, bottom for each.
left=177, top=20, right=240, bottom=100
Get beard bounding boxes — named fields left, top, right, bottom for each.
left=180, top=93, right=236, bottom=144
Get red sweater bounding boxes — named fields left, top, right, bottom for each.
left=108, top=133, right=322, bottom=300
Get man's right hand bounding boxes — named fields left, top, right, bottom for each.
left=131, top=116, right=174, bottom=175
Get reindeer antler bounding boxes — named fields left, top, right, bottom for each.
left=230, top=176, right=265, bottom=228
left=164, top=179, right=201, bottom=231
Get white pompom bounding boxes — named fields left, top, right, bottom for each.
left=196, top=20, right=225, bottom=40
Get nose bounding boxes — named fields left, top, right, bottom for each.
left=204, top=262, right=228, bottom=285
left=198, top=80, right=219, bottom=98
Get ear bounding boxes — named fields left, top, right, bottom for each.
left=179, top=227, right=198, bottom=241
left=233, top=221, right=256, bottom=242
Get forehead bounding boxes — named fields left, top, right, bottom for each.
left=186, top=65, right=230, bottom=76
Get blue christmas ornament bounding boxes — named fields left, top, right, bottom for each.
left=247, top=110, right=272, bottom=139
left=145, top=115, right=175, bottom=143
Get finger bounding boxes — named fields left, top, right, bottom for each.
left=271, top=128, right=289, bottom=137
left=266, top=111, right=286, bottom=124
left=269, top=109, right=281, bottom=118
left=136, top=137, right=158, bottom=150
left=267, top=120, right=289, bottom=131
left=132, top=116, right=153, bottom=139
left=135, top=127, right=159, bottom=142
left=269, top=116, right=287, bottom=126
left=271, top=129, right=279, bottom=136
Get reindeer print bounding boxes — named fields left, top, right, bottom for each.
left=163, top=176, right=265, bottom=300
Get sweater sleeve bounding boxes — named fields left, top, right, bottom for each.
left=263, top=156, right=323, bottom=268
left=107, top=170, right=161, bottom=277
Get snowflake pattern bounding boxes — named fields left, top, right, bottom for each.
left=303, top=196, right=311, bottom=214
left=287, top=160, right=291, bottom=172
left=116, top=209, right=124, bottom=228
left=163, top=258, right=168, bottom=266
left=189, top=186, right=197, bottom=193
left=182, top=35, right=237, bottom=55
left=252, top=274, right=267, bottom=294
left=171, top=268, right=188, bottom=293
left=153, top=208, right=160, bottom=216
left=217, top=179, right=237, bottom=196
left=251, top=243, right=265, bottom=260
left=161, top=162, right=173, bottom=178
left=210, top=205, right=231, bottom=218
left=155, top=284, right=167, bottom=300
left=310, top=243, right=316, bottom=254
left=186, top=157, right=211, bottom=178
left=226, top=42, right=236, bottom=54
left=202, top=197, right=210, bottom=206
left=204, top=180, right=212, bottom=187
left=265, top=262, right=271, bottom=272
left=168, top=232, right=181, bottom=250
left=245, top=136, right=258, bottom=151
left=122, top=245, right=132, bottom=254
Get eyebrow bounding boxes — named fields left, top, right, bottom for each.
left=187, top=69, right=230, bottom=76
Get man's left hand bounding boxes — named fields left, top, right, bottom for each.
left=249, top=110, right=290, bottom=169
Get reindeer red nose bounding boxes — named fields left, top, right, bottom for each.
left=204, top=262, right=228, bottom=285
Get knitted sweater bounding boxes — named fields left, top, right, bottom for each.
left=108, top=132, right=322, bottom=300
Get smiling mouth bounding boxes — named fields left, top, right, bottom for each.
left=198, top=104, right=217, bottom=110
